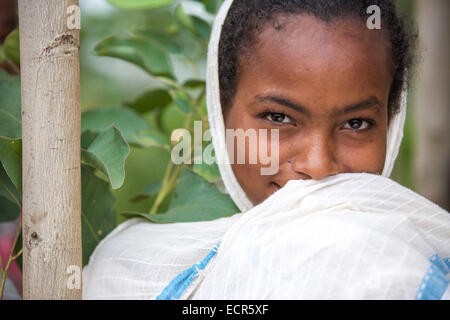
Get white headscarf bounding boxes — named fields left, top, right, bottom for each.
left=206, top=0, right=408, bottom=212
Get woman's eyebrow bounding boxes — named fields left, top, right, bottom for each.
left=334, top=97, right=382, bottom=116
left=251, top=95, right=382, bottom=116
left=252, top=94, right=311, bottom=116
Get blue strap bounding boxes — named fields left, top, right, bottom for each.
left=415, top=253, right=450, bottom=300
left=156, top=243, right=220, bottom=300
left=157, top=247, right=450, bottom=300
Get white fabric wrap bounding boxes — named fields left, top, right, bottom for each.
left=82, top=0, right=449, bottom=300
left=82, top=214, right=242, bottom=299
left=191, top=174, right=450, bottom=299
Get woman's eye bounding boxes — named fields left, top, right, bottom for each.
left=265, top=113, right=293, bottom=124
left=343, top=119, right=372, bottom=131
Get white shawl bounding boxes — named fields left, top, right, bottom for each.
left=82, top=0, right=449, bottom=300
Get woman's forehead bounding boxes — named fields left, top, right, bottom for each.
left=235, top=14, right=394, bottom=109
left=249, top=14, right=392, bottom=73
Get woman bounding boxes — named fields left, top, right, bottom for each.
left=83, top=0, right=450, bottom=300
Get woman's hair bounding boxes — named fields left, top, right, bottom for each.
left=218, top=0, right=417, bottom=119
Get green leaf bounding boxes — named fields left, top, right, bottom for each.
left=107, top=0, right=174, bottom=9
left=122, top=167, right=239, bottom=223
left=81, top=130, right=99, bottom=150
left=0, top=138, right=22, bottom=192
left=0, top=196, right=20, bottom=223
left=81, top=165, right=116, bottom=266
left=81, top=125, right=130, bottom=190
left=0, top=47, right=6, bottom=64
left=0, top=137, right=21, bottom=223
left=192, top=16, right=211, bottom=39
left=192, top=161, right=220, bottom=183
left=203, top=0, right=223, bottom=14
left=0, top=77, right=21, bottom=139
left=199, top=88, right=207, bottom=115
left=0, top=69, right=20, bottom=83
left=133, top=129, right=170, bottom=150
left=126, top=88, right=172, bottom=114
left=169, top=90, right=193, bottom=114
left=146, top=106, right=166, bottom=135
left=81, top=106, right=150, bottom=145
left=133, top=29, right=183, bottom=54
left=175, top=4, right=196, bottom=33
left=3, top=28, right=20, bottom=64
left=160, top=104, right=186, bottom=134
left=167, top=28, right=203, bottom=61
left=94, top=36, right=174, bottom=78
left=130, top=181, right=162, bottom=203
left=183, top=79, right=205, bottom=88
left=0, top=163, right=20, bottom=209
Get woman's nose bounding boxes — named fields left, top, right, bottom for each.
left=291, top=136, right=339, bottom=180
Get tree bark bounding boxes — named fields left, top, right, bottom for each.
left=415, top=0, right=450, bottom=211
left=19, top=0, right=82, bottom=299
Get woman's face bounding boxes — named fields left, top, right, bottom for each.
left=224, top=15, right=394, bottom=205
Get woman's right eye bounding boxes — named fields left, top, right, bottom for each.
left=264, top=113, right=293, bottom=124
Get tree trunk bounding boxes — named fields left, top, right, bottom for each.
left=415, top=0, right=450, bottom=211
left=19, top=0, right=82, bottom=299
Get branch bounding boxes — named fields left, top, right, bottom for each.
left=0, top=219, right=22, bottom=300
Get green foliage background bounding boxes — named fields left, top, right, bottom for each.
left=0, top=0, right=240, bottom=271
left=80, top=0, right=226, bottom=227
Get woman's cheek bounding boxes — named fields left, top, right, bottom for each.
left=231, top=162, right=267, bottom=204
left=337, top=138, right=387, bottom=174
